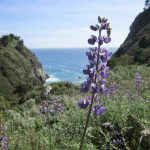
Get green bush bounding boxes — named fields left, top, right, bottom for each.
left=49, top=81, right=80, bottom=95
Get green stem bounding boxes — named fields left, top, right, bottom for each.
left=45, top=96, right=52, bottom=150
left=47, top=105, right=52, bottom=150
left=79, top=29, right=101, bottom=150
left=48, top=117, right=52, bottom=150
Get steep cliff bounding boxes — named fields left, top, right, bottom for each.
left=0, top=34, right=47, bottom=103
left=109, top=8, right=150, bottom=67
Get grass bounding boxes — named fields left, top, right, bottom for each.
left=0, top=65, right=150, bottom=150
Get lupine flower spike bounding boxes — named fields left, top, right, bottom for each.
left=0, top=136, right=9, bottom=149
left=0, top=126, right=9, bottom=149
left=135, top=72, right=142, bottom=97
left=79, top=16, right=112, bottom=150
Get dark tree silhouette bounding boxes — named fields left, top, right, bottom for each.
left=145, top=0, right=150, bottom=9
left=14, top=82, right=32, bottom=103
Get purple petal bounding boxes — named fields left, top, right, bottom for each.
left=101, top=23, right=109, bottom=30
left=102, top=73, right=109, bottom=78
left=103, top=37, right=111, bottom=43
left=98, top=16, right=101, bottom=23
left=106, top=51, right=112, bottom=57
left=100, top=56, right=108, bottom=62
left=88, top=38, right=95, bottom=45
left=101, top=71, right=110, bottom=78
left=83, top=69, right=88, bottom=75
left=81, top=81, right=91, bottom=93
left=86, top=51, right=95, bottom=61
left=89, top=60, right=95, bottom=66
left=89, top=47, right=97, bottom=52
left=101, top=79, right=107, bottom=84
left=78, top=96, right=91, bottom=109
left=101, top=84, right=108, bottom=94
left=91, top=83, right=99, bottom=93
left=90, top=25, right=99, bottom=31
left=92, top=104, right=106, bottom=116
left=88, top=35, right=97, bottom=45
left=78, top=100, right=89, bottom=109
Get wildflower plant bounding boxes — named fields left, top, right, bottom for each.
left=39, top=97, right=65, bottom=117
left=134, top=72, right=142, bottom=97
left=0, top=126, right=9, bottom=150
left=78, top=16, right=112, bottom=150
left=39, top=86, right=65, bottom=150
left=0, top=136, right=9, bottom=150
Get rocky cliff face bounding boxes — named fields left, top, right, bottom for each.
left=0, top=34, right=47, bottom=103
left=109, top=8, right=150, bottom=67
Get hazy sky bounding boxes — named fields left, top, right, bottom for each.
left=0, top=0, right=144, bottom=48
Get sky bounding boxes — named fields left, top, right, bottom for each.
left=0, top=0, right=144, bottom=48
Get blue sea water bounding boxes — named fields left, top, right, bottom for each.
left=32, top=48, right=117, bottom=83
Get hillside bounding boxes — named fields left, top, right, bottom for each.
left=109, top=8, right=150, bottom=67
left=0, top=34, right=47, bottom=103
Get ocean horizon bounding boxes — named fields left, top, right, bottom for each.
left=32, top=48, right=117, bottom=83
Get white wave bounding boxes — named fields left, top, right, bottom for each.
left=74, top=80, right=84, bottom=85
left=46, top=75, right=61, bottom=83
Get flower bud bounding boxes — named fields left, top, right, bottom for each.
left=98, top=16, right=102, bottom=23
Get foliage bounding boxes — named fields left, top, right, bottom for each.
left=0, top=34, right=47, bottom=103
left=49, top=81, right=80, bottom=95
left=145, top=0, right=150, bottom=9
left=109, top=7, right=150, bottom=67
left=0, top=65, right=150, bottom=149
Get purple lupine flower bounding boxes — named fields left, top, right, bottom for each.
left=103, top=36, right=111, bottom=43
left=127, top=90, right=132, bottom=99
left=39, top=97, right=65, bottom=116
left=108, top=83, right=120, bottom=94
left=83, top=69, right=88, bottom=75
left=105, top=51, right=112, bottom=57
left=0, top=136, right=9, bottom=149
left=80, top=80, right=91, bottom=93
left=78, top=96, right=91, bottom=109
left=79, top=16, right=112, bottom=150
left=39, top=101, right=48, bottom=115
left=135, top=73, right=142, bottom=96
left=91, top=83, right=99, bottom=93
left=102, top=18, right=108, bottom=23
left=98, top=16, right=102, bottom=23
left=101, top=66, right=110, bottom=78
left=95, top=94, right=100, bottom=101
left=112, top=139, right=124, bottom=147
left=86, top=51, right=95, bottom=61
left=100, top=84, right=108, bottom=94
left=89, top=68, right=95, bottom=78
left=100, top=48, right=112, bottom=62
left=90, top=25, right=99, bottom=31
left=89, top=60, right=96, bottom=66
left=80, top=17, right=112, bottom=96
left=88, top=35, right=97, bottom=45
left=101, top=78, right=107, bottom=85
left=89, top=47, right=97, bottom=52
left=101, top=23, right=109, bottom=30
left=92, top=104, right=106, bottom=116
left=83, top=65, right=95, bottom=78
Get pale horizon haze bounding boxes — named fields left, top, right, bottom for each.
left=0, top=0, right=144, bottom=48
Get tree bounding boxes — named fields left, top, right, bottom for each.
left=14, top=82, right=32, bottom=103
left=145, top=0, right=150, bottom=9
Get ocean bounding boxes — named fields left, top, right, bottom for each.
left=32, top=48, right=117, bottom=84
